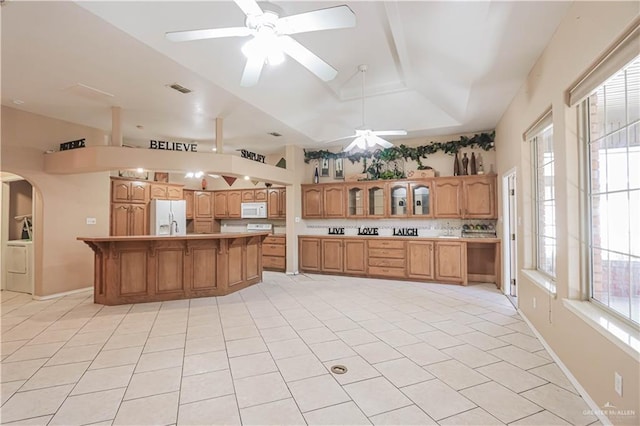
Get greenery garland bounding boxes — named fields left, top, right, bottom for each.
left=304, top=131, right=495, bottom=169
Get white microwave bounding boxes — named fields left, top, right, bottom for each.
left=241, top=202, right=267, bottom=218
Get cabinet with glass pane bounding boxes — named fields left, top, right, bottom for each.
left=346, top=183, right=367, bottom=218
left=388, top=183, right=409, bottom=217
left=367, top=183, right=386, bottom=217
left=409, top=181, right=433, bottom=218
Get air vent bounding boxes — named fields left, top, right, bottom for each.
left=168, top=83, right=192, bottom=94
left=268, top=132, right=282, bottom=137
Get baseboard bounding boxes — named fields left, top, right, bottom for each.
left=517, top=308, right=612, bottom=426
left=33, top=286, right=93, bottom=301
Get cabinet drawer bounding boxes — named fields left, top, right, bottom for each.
left=369, top=258, right=406, bottom=268
left=263, top=256, right=285, bottom=270
left=368, top=248, right=405, bottom=259
left=367, top=240, right=405, bottom=249
left=368, top=266, right=406, bottom=278
left=263, top=244, right=285, bottom=257
left=264, top=236, right=285, bottom=245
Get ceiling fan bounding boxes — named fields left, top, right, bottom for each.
left=165, top=0, right=356, bottom=87
left=328, top=65, right=407, bottom=152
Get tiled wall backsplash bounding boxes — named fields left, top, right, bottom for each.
left=300, top=218, right=497, bottom=238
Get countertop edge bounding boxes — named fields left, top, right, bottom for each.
left=78, top=232, right=270, bottom=242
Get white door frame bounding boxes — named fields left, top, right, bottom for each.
left=502, top=168, right=517, bottom=298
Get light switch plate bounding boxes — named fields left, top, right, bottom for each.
left=86, top=217, right=97, bottom=225
left=614, top=372, right=622, bottom=396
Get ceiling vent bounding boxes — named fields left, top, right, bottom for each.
left=268, top=132, right=282, bottom=137
left=168, top=83, right=192, bottom=94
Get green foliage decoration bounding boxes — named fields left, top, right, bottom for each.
left=303, top=131, right=495, bottom=169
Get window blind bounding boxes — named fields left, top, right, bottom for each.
left=568, top=20, right=640, bottom=107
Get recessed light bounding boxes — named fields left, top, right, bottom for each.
left=212, top=147, right=217, bottom=152
left=136, top=168, right=144, bottom=173
left=244, top=176, right=250, bottom=180
left=12, top=99, right=25, bottom=105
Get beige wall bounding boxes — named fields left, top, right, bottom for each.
left=304, top=133, right=497, bottom=184
left=1, top=106, right=110, bottom=297
left=495, top=2, right=639, bottom=422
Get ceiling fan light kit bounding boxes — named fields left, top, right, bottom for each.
left=166, top=0, right=355, bottom=87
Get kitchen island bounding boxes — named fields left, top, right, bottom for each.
left=78, top=233, right=269, bottom=305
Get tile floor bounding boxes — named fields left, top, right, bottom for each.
left=1, top=272, right=600, bottom=425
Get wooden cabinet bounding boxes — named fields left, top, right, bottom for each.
left=344, top=240, right=366, bottom=275
left=346, top=183, right=367, bottom=218
left=241, top=189, right=268, bottom=202
left=366, top=182, right=386, bottom=217
left=433, top=178, right=462, bottom=218
left=184, top=190, right=194, bottom=219
left=194, top=191, right=213, bottom=218
left=367, top=239, right=406, bottom=278
left=323, top=185, right=345, bottom=218
left=166, top=185, right=183, bottom=200
left=263, top=235, right=286, bottom=271
left=388, top=183, right=409, bottom=218
left=267, top=188, right=286, bottom=219
left=409, top=181, right=433, bottom=218
left=214, top=192, right=228, bottom=218
left=149, top=183, right=183, bottom=200
left=228, top=191, right=242, bottom=218
left=435, top=241, right=467, bottom=283
left=111, top=203, right=148, bottom=236
left=213, top=190, right=241, bottom=218
left=111, top=178, right=149, bottom=203
left=193, top=219, right=214, bottom=234
left=407, top=241, right=434, bottom=280
left=302, top=186, right=323, bottom=218
left=463, top=176, right=496, bottom=219
left=299, top=238, right=321, bottom=271
left=321, top=239, right=344, bottom=272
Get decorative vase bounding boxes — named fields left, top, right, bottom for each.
left=201, top=178, right=208, bottom=190
left=314, top=167, right=319, bottom=184
left=453, top=153, right=460, bottom=176
left=461, top=153, right=469, bottom=175
left=470, top=152, right=477, bottom=175
left=477, top=154, right=484, bottom=174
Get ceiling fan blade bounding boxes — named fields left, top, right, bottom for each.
left=324, top=134, right=358, bottom=144
left=371, top=130, right=407, bottom=136
left=240, top=55, right=265, bottom=87
left=343, top=139, right=360, bottom=152
left=370, top=135, right=394, bottom=148
left=279, top=36, right=337, bottom=81
left=166, top=27, right=252, bottom=42
left=278, top=5, right=356, bottom=35
left=234, top=0, right=263, bottom=16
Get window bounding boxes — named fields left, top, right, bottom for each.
left=583, top=56, right=639, bottom=325
left=527, top=113, right=557, bottom=281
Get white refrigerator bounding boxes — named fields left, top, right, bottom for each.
left=150, top=199, right=186, bottom=236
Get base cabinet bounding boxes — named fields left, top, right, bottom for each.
left=344, top=240, right=366, bottom=275
left=321, top=239, right=344, bottom=272
left=407, top=241, right=434, bottom=280
left=299, top=238, right=321, bottom=272
left=434, top=241, right=467, bottom=283
left=263, top=235, right=286, bottom=272
left=298, top=236, right=494, bottom=287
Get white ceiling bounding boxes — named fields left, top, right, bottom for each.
left=1, top=1, right=571, bottom=154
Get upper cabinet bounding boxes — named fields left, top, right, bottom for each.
left=195, top=191, right=213, bottom=218
left=150, top=183, right=183, bottom=200
left=267, top=188, right=286, bottom=219
left=463, top=176, right=496, bottom=219
left=433, top=178, right=462, bottom=218
left=111, top=178, right=149, bottom=203
left=323, top=185, right=346, bottom=218
left=184, top=190, right=194, bottom=219
left=241, top=189, right=268, bottom=202
left=213, top=190, right=241, bottom=218
left=302, top=175, right=496, bottom=220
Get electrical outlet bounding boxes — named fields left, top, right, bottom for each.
left=533, top=297, right=537, bottom=309
left=295, top=217, right=300, bottom=223
left=614, top=372, right=623, bottom=396
left=86, top=217, right=96, bottom=225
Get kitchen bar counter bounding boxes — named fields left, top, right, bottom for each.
left=78, top=233, right=269, bottom=305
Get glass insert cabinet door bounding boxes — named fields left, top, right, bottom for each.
left=367, top=183, right=386, bottom=217
left=389, top=183, right=408, bottom=217
left=411, top=183, right=431, bottom=217
left=347, top=184, right=366, bottom=217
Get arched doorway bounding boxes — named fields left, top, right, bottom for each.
left=1, top=172, right=36, bottom=294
